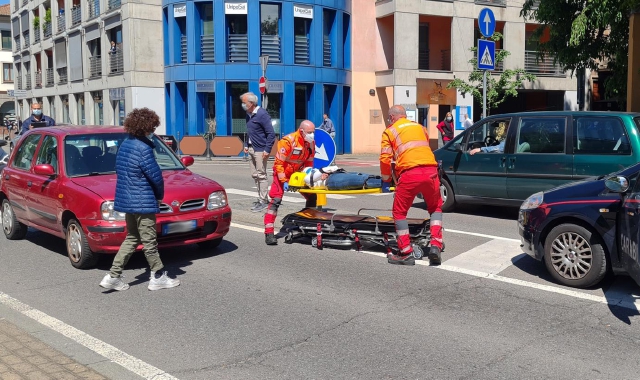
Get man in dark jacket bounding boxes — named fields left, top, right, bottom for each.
left=21, top=102, right=55, bottom=135
left=241, top=92, right=276, bottom=212
left=99, top=108, right=180, bottom=292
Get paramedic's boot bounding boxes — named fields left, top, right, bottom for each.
left=265, top=233, right=277, bottom=245
left=428, top=245, right=442, bottom=266
left=387, top=252, right=415, bottom=266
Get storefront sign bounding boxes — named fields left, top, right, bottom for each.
left=174, top=3, right=186, bottom=17
left=266, top=81, right=283, bottom=93
left=225, top=2, right=247, bottom=14
left=109, top=88, right=125, bottom=101
left=9, top=90, right=27, bottom=98
left=196, top=81, right=215, bottom=93
left=293, top=4, right=313, bottom=19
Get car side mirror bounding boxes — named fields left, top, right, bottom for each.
left=33, top=164, right=56, bottom=176
left=181, top=156, right=194, bottom=167
left=604, top=175, right=630, bottom=193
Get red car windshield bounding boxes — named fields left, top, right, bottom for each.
left=64, top=133, right=183, bottom=177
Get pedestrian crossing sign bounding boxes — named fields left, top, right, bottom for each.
left=477, top=39, right=495, bottom=71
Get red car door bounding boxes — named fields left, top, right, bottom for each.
left=2, top=134, right=42, bottom=222
left=25, top=134, right=62, bottom=233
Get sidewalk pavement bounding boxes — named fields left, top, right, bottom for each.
left=0, top=319, right=107, bottom=380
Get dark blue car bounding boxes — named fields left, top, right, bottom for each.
left=518, top=163, right=640, bottom=288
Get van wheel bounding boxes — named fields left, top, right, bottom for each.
left=543, top=224, right=607, bottom=288
left=440, top=180, right=455, bottom=212
left=2, top=199, right=28, bottom=240
left=66, top=219, right=99, bottom=269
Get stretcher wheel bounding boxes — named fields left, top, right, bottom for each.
left=284, top=232, right=294, bottom=244
left=411, top=244, right=424, bottom=260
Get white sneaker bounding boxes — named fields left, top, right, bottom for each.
left=99, top=274, right=130, bottom=291
left=148, top=271, right=180, bottom=291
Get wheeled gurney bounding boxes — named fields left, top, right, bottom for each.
left=280, top=207, right=431, bottom=259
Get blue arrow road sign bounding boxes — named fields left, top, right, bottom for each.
left=477, top=39, right=495, bottom=70
left=313, top=129, right=337, bottom=168
left=478, top=8, right=496, bottom=38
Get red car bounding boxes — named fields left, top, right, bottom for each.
left=0, top=126, right=232, bottom=268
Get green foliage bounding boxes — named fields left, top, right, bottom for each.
left=446, top=34, right=536, bottom=115
left=520, top=0, right=636, bottom=104
left=33, top=16, right=39, bottom=29
left=44, top=9, right=51, bottom=24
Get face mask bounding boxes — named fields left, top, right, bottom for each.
left=32, top=109, right=42, bottom=116
left=304, top=132, right=315, bottom=143
left=241, top=103, right=249, bottom=112
left=446, top=117, right=452, bottom=122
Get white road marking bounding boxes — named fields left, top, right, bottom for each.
left=441, top=239, right=526, bottom=275
left=0, top=292, right=178, bottom=380
left=225, top=188, right=306, bottom=203
left=230, top=222, right=640, bottom=311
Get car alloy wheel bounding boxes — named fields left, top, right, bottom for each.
left=549, top=231, right=593, bottom=280
left=1, top=199, right=27, bottom=240
left=2, top=201, right=12, bottom=235
left=65, top=219, right=99, bottom=269
left=67, top=222, right=83, bottom=264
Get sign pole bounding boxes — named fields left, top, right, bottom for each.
left=482, top=70, right=487, bottom=120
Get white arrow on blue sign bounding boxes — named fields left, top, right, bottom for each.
left=477, top=39, right=495, bottom=71
left=313, top=129, right=337, bottom=168
left=478, top=8, right=496, bottom=38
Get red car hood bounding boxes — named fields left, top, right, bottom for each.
left=71, top=170, right=225, bottom=201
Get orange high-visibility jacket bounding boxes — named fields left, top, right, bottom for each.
left=274, top=131, right=315, bottom=183
left=380, top=117, right=437, bottom=182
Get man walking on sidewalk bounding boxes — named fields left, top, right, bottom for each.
left=241, top=92, right=276, bottom=213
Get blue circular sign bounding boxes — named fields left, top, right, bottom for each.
left=478, top=8, right=496, bottom=38
left=313, top=129, right=336, bottom=168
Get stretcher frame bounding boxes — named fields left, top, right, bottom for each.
left=280, top=207, right=431, bottom=259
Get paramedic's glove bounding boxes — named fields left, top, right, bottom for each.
left=381, top=182, right=391, bottom=193
left=283, top=182, right=289, bottom=192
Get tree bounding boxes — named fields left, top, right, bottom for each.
left=446, top=34, right=536, bottom=116
left=520, top=0, right=640, bottom=104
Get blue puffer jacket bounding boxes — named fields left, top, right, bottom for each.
left=114, top=136, right=164, bottom=214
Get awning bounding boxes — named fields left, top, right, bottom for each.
left=104, top=15, right=121, bottom=30
left=68, top=32, right=82, bottom=81
left=55, top=39, right=67, bottom=69
left=85, top=23, right=100, bottom=42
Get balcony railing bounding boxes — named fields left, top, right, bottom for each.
left=45, top=68, right=54, bottom=87
left=25, top=73, right=31, bottom=90
left=200, top=35, right=214, bottom=62
left=525, top=50, right=564, bottom=76
left=23, top=33, right=29, bottom=48
left=57, top=14, right=66, bottom=33
left=180, top=35, right=187, bottom=63
left=260, top=35, right=281, bottom=63
left=43, top=22, right=52, bottom=38
left=88, top=0, right=100, bottom=19
left=228, top=34, right=248, bottom=62
left=109, top=50, right=123, bottom=75
left=419, top=50, right=429, bottom=70
left=107, top=0, right=121, bottom=11
left=323, top=37, right=331, bottom=67
left=89, top=55, right=101, bottom=78
left=34, top=27, right=40, bottom=43
left=71, top=5, right=81, bottom=26
left=22, top=0, right=27, bottom=6
left=475, top=0, right=506, bottom=5
left=58, top=67, right=67, bottom=84
left=16, top=75, right=22, bottom=90
left=294, top=35, right=309, bottom=64
left=35, top=71, right=42, bottom=88
left=13, top=37, right=20, bottom=52
left=441, top=49, right=451, bottom=71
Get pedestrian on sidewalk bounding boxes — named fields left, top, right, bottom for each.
left=380, top=105, right=444, bottom=266
left=436, top=112, right=455, bottom=145
left=241, top=92, right=276, bottom=213
left=99, top=108, right=180, bottom=291
left=264, top=120, right=321, bottom=245
left=320, top=113, right=335, bottom=139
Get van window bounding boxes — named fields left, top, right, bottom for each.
left=574, top=117, right=631, bottom=155
left=517, top=117, right=566, bottom=154
left=465, top=118, right=511, bottom=152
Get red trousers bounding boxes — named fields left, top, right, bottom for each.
left=392, top=166, right=443, bottom=254
left=264, top=171, right=316, bottom=234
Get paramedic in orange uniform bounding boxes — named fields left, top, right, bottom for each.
left=380, top=105, right=444, bottom=266
left=264, top=120, right=320, bottom=245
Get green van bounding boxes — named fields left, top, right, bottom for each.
left=433, top=111, right=640, bottom=212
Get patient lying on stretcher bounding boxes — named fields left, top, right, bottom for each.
left=297, top=166, right=383, bottom=190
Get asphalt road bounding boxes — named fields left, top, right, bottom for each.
left=1, top=157, right=639, bottom=379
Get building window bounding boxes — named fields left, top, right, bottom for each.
left=295, top=83, right=312, bottom=126
left=62, top=96, right=70, bottom=124
left=3, top=63, right=13, bottom=82
left=113, top=99, right=124, bottom=126
left=1, top=31, right=11, bottom=50
left=198, top=3, right=214, bottom=62
left=323, top=10, right=335, bottom=67
left=229, top=82, right=248, bottom=134
left=93, top=91, right=103, bottom=125
left=260, top=3, right=280, bottom=63
left=76, top=93, right=85, bottom=124
left=227, top=14, right=248, bottom=62
left=48, top=96, right=55, bottom=121
left=294, top=17, right=310, bottom=64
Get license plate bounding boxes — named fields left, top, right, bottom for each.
left=162, top=220, right=197, bottom=235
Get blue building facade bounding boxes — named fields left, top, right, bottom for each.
left=163, top=0, right=352, bottom=154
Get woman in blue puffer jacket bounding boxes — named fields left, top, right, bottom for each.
left=99, top=108, right=180, bottom=292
